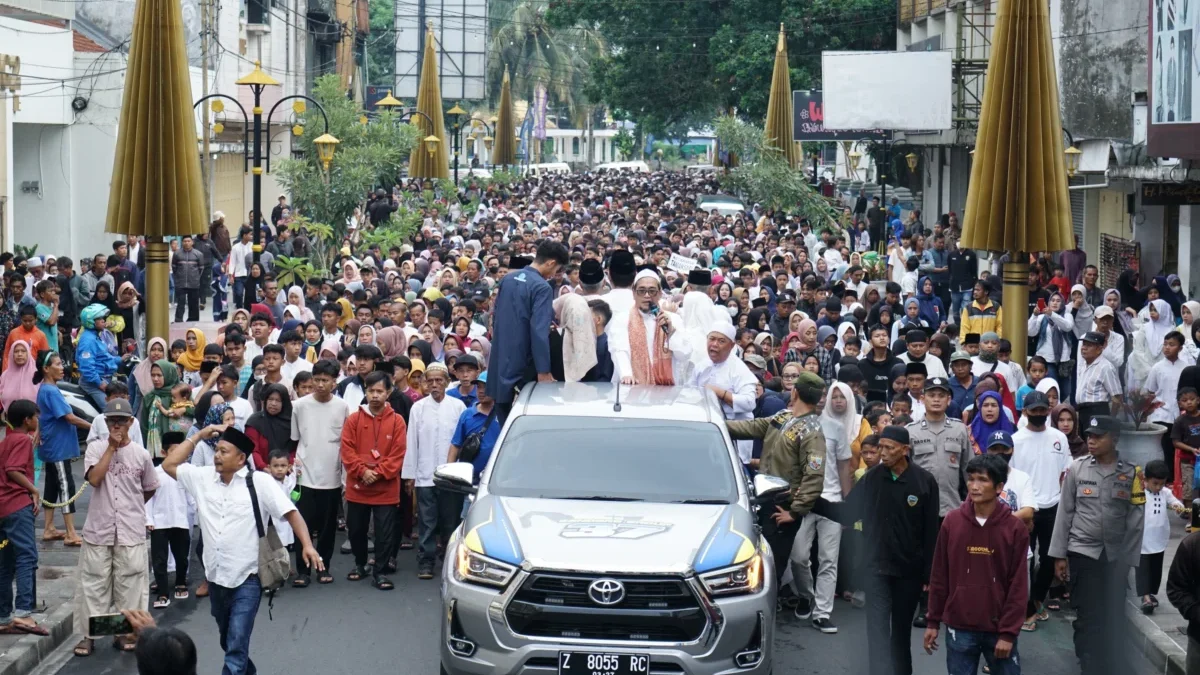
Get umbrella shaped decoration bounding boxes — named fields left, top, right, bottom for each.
left=105, top=0, right=206, bottom=342
left=763, top=24, right=798, bottom=168
left=491, top=65, right=517, bottom=169
left=959, top=0, right=1074, bottom=364
left=410, top=21, right=449, bottom=180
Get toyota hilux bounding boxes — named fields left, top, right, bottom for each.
left=435, top=382, right=782, bottom=675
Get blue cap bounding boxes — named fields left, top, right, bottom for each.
left=476, top=370, right=488, bottom=384
left=987, top=430, right=1014, bottom=449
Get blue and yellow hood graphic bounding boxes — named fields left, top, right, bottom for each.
left=461, top=496, right=524, bottom=565
left=692, top=506, right=757, bottom=573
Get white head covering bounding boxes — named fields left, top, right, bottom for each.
left=1035, top=377, right=1060, bottom=401
left=709, top=324, right=736, bottom=341
left=821, top=381, right=859, bottom=451
left=633, top=269, right=661, bottom=286
left=834, top=321, right=858, bottom=352
left=1143, top=298, right=1174, bottom=358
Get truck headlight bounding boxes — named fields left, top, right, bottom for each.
left=454, top=542, right=517, bottom=588
left=699, top=554, right=764, bottom=597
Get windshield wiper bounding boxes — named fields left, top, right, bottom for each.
left=672, top=498, right=730, bottom=505
left=561, top=495, right=645, bottom=502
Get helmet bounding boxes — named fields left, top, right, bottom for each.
left=80, top=304, right=110, bottom=330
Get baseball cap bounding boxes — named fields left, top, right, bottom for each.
left=475, top=370, right=488, bottom=384
left=1094, top=305, right=1115, bottom=319
left=925, top=377, right=952, bottom=393
left=778, top=290, right=797, bottom=304
left=453, top=354, right=481, bottom=371
left=1023, top=391, right=1051, bottom=411
left=1084, top=415, right=1122, bottom=436
left=103, top=399, right=134, bottom=418
left=987, top=430, right=1014, bottom=449
left=1081, top=331, right=1107, bottom=344
left=950, top=350, right=972, bottom=363
left=743, top=354, right=768, bottom=370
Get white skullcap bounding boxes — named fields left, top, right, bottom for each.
left=709, top=323, right=736, bottom=341
left=633, top=269, right=661, bottom=286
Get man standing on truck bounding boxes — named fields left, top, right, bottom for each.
left=725, top=371, right=828, bottom=584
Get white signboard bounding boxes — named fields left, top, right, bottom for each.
left=667, top=253, right=700, bottom=274
left=821, top=51, right=953, bottom=130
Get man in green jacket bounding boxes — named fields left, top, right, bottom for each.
left=726, top=370, right=827, bottom=582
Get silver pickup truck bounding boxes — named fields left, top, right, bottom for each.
left=435, top=383, right=781, bottom=675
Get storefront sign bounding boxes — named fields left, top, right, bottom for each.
left=1140, top=182, right=1200, bottom=205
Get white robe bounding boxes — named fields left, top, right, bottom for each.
left=609, top=309, right=693, bottom=384
left=689, top=357, right=758, bottom=464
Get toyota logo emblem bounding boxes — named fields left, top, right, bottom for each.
left=587, top=579, right=626, bottom=606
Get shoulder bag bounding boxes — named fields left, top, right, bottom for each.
left=457, top=408, right=498, bottom=465
left=246, top=471, right=292, bottom=598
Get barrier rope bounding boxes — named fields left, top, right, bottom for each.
left=41, top=483, right=89, bottom=510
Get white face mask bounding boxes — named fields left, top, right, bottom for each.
left=727, top=306, right=740, bottom=318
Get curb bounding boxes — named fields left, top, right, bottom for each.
left=1126, top=597, right=1188, bottom=675
left=0, top=604, right=73, bottom=675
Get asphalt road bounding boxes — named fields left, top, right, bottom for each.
left=40, top=527, right=1161, bottom=675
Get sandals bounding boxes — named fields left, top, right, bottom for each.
left=317, top=572, right=334, bottom=585
left=174, top=586, right=190, bottom=600
left=0, top=620, right=48, bottom=636
left=153, top=595, right=171, bottom=609
left=1020, top=619, right=1038, bottom=632
left=382, top=559, right=398, bottom=575
left=1035, top=607, right=1050, bottom=622
left=373, top=576, right=395, bottom=591
left=347, top=567, right=367, bottom=582
left=1045, top=598, right=1062, bottom=611
left=63, top=537, right=82, bottom=547
left=114, top=635, right=137, bottom=652
left=399, top=539, right=414, bottom=550
left=292, top=576, right=311, bottom=588
left=74, top=639, right=94, bottom=657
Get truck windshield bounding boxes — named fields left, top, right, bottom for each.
left=486, top=417, right=739, bottom=504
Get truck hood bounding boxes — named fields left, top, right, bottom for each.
left=461, top=495, right=756, bottom=575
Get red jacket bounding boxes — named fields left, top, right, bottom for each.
left=340, top=403, right=407, bottom=505
left=926, top=499, right=1029, bottom=642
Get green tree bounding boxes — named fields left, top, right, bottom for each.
left=275, top=75, right=421, bottom=241
left=366, top=0, right=395, bottom=86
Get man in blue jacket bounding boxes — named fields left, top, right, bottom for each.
left=76, top=304, right=123, bottom=411
left=485, top=242, right=568, bottom=422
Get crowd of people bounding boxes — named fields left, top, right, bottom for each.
left=0, top=169, right=1194, bottom=675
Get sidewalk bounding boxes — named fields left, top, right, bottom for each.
left=0, top=461, right=91, bottom=675
left=1127, top=508, right=1191, bottom=675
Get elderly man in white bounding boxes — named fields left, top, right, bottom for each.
left=609, top=269, right=693, bottom=385
left=690, top=323, right=758, bottom=466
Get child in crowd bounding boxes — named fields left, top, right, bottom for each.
left=146, top=432, right=194, bottom=609
left=1173, top=387, right=1200, bottom=503
left=393, top=356, right=419, bottom=402
left=169, top=340, right=186, bottom=364
left=1140, top=459, right=1184, bottom=614
left=156, top=382, right=194, bottom=434
left=1017, top=356, right=1048, bottom=412
left=408, top=360, right=427, bottom=397
left=856, top=434, right=880, bottom=481
left=85, top=381, right=145, bottom=447
left=293, top=371, right=314, bottom=398
left=266, top=449, right=297, bottom=551
left=0, top=400, right=46, bottom=635
left=866, top=409, right=892, bottom=434
left=890, top=398, right=912, bottom=420
left=997, top=339, right=1026, bottom=391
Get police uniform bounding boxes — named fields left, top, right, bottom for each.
left=1048, top=416, right=1145, bottom=675
left=727, top=409, right=827, bottom=582
left=907, top=416, right=971, bottom=518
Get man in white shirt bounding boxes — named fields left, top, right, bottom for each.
left=689, top=324, right=758, bottom=465
left=290, top=359, right=350, bottom=584
left=609, top=270, right=692, bottom=384
left=971, top=331, right=1020, bottom=388
left=1146, top=331, right=1187, bottom=427
left=279, top=329, right=313, bottom=388
left=401, top=363, right=466, bottom=580
left=244, top=313, right=275, bottom=363
left=229, top=227, right=253, bottom=310
left=1090, top=306, right=1126, bottom=374
left=897, top=330, right=948, bottom=379
left=164, top=424, right=320, bottom=675
left=1010, top=391, right=1070, bottom=627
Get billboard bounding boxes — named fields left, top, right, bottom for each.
left=394, top=0, right=488, bottom=101
left=1147, top=0, right=1200, bottom=157
left=793, top=90, right=892, bottom=142
left=820, top=51, right=953, bottom=130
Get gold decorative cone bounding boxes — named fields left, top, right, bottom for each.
left=104, top=0, right=206, bottom=344
left=959, top=0, right=1073, bottom=254
left=492, top=66, right=517, bottom=168
left=410, top=22, right=449, bottom=180
left=105, top=0, right=206, bottom=238
left=763, top=24, right=797, bottom=168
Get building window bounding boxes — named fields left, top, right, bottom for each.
left=247, top=0, right=269, bottom=24
left=572, top=137, right=580, bottom=156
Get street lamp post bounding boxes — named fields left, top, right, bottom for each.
left=195, top=61, right=336, bottom=266
left=446, top=104, right=466, bottom=185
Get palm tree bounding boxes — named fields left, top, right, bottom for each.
left=488, top=0, right=606, bottom=125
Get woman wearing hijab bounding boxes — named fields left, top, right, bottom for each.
left=242, top=262, right=266, bottom=310
left=376, top=326, right=408, bottom=360
left=892, top=297, right=928, bottom=343
left=245, top=383, right=295, bottom=469
left=915, top=276, right=945, bottom=330
left=113, top=281, right=143, bottom=346
left=0, top=340, right=39, bottom=417
left=341, top=260, right=362, bottom=286
left=408, top=339, right=434, bottom=367
left=1182, top=300, right=1200, bottom=328
left=131, top=337, right=168, bottom=414
left=468, top=336, right=492, bottom=369
left=1028, top=292, right=1076, bottom=393
left=1185, top=319, right=1200, bottom=366
left=969, top=390, right=1017, bottom=454
left=318, top=338, right=342, bottom=362
left=140, top=360, right=180, bottom=459
left=1128, top=298, right=1174, bottom=390
left=177, top=328, right=207, bottom=379
left=88, top=281, right=118, bottom=312
left=336, top=297, right=354, bottom=329
left=834, top=322, right=859, bottom=354
left=1052, top=403, right=1087, bottom=458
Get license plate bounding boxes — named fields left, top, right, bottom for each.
left=558, top=651, right=650, bottom=675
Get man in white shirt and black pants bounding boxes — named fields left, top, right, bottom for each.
left=163, top=424, right=321, bottom=675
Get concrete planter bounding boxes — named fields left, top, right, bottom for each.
left=1118, top=424, right=1167, bottom=468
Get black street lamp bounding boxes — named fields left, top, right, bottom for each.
left=195, top=61, right=335, bottom=265
left=446, top=113, right=494, bottom=185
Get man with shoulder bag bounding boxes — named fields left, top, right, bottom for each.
left=448, top=372, right=501, bottom=492
left=163, top=424, right=322, bottom=675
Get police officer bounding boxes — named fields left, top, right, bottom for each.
left=907, top=376, right=971, bottom=628
left=1049, top=415, right=1145, bottom=675
left=726, top=371, right=827, bottom=583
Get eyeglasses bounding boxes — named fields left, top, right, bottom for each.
left=782, top=374, right=800, bottom=381
left=635, top=288, right=660, bottom=296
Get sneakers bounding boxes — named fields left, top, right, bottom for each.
left=417, top=562, right=435, bottom=580
left=793, top=597, right=813, bottom=621
left=812, top=617, right=837, bottom=634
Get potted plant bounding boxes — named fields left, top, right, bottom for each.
left=1114, top=389, right=1167, bottom=468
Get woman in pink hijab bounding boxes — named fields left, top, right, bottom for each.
left=0, top=340, right=39, bottom=416
left=375, top=326, right=408, bottom=359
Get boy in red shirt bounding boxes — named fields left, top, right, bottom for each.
left=341, top=370, right=407, bottom=590
left=923, top=454, right=1029, bottom=675
left=0, top=399, right=47, bottom=635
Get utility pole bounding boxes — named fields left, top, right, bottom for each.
left=199, top=0, right=214, bottom=214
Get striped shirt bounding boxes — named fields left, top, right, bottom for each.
left=1075, top=355, right=1121, bottom=404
